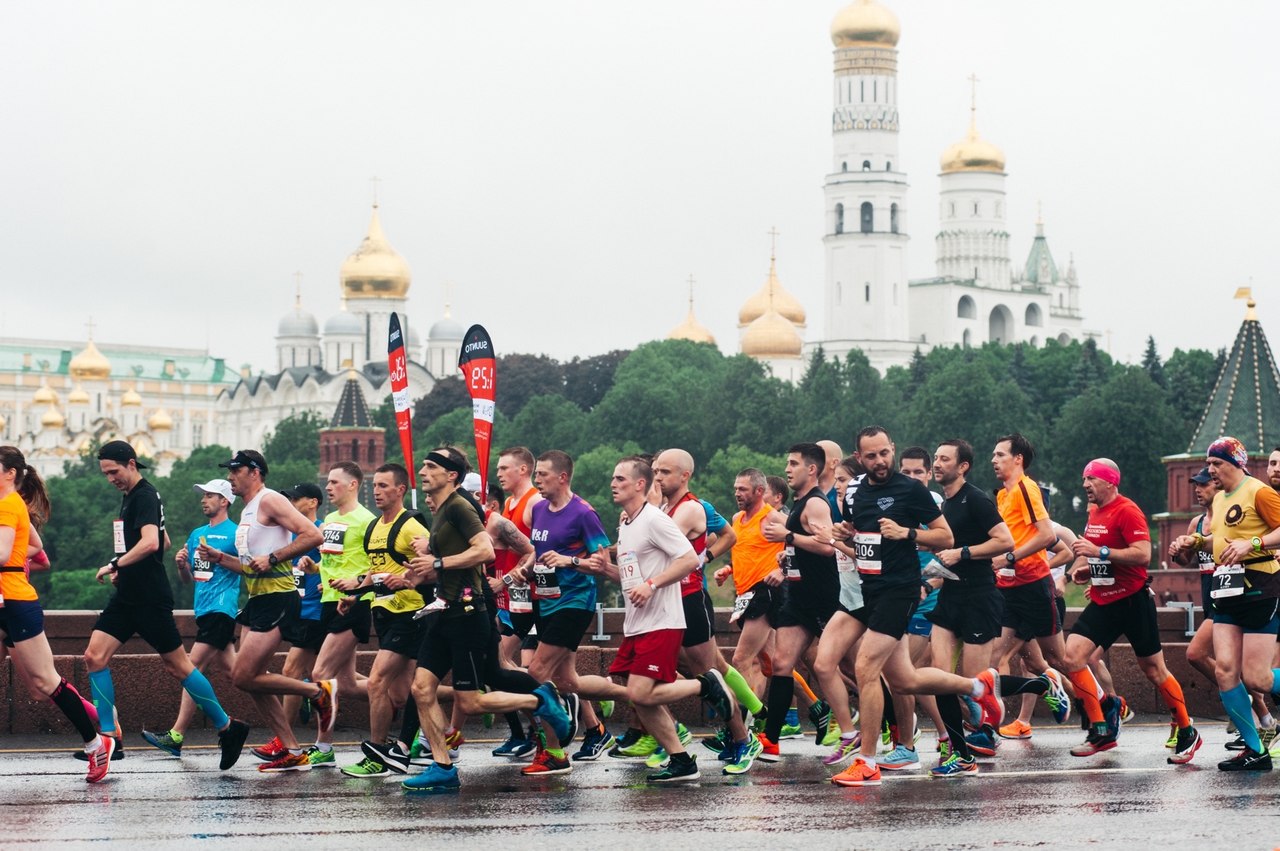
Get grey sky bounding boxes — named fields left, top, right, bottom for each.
left=4, top=1, right=1277, bottom=374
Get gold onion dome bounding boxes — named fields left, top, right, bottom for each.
left=830, top=0, right=900, bottom=48
left=69, top=339, right=112, bottom=381
left=741, top=309, right=803, bottom=358
left=148, top=408, right=173, bottom=430
left=121, top=385, right=143, bottom=407
left=739, top=256, right=806, bottom=327
left=68, top=384, right=90, bottom=405
left=40, top=404, right=65, bottom=429
left=32, top=379, right=58, bottom=405
left=668, top=310, right=716, bottom=345
left=340, top=205, right=411, bottom=300
left=941, top=120, right=1006, bottom=174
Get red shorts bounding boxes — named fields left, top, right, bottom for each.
left=608, top=628, right=684, bottom=684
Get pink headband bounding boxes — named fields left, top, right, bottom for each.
left=1083, top=460, right=1120, bottom=486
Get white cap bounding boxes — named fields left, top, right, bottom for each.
left=193, top=479, right=235, bottom=504
left=462, top=472, right=483, bottom=495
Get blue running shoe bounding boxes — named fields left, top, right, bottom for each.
left=492, top=735, right=535, bottom=758
left=1041, top=668, right=1071, bottom=725
left=965, top=727, right=998, bottom=757
left=402, top=762, right=460, bottom=794
left=533, top=682, right=573, bottom=746
left=930, top=754, right=978, bottom=778
left=959, top=694, right=983, bottom=730
left=572, top=728, right=615, bottom=762
left=1103, top=697, right=1122, bottom=740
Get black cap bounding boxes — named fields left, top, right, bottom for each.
left=280, top=482, right=324, bottom=501
left=219, top=449, right=269, bottom=475
left=98, top=439, right=147, bottom=469
left=1190, top=466, right=1213, bottom=485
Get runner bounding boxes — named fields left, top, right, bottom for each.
left=1066, top=458, right=1201, bottom=762
left=218, top=449, right=331, bottom=772
left=0, top=446, right=112, bottom=782
left=1171, top=469, right=1221, bottom=718
left=594, top=455, right=738, bottom=782
left=142, top=479, right=243, bottom=757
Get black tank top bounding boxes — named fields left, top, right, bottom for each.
left=787, top=487, right=840, bottom=598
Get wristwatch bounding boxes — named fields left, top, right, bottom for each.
left=960, top=546, right=971, bottom=561
left=1099, top=546, right=1111, bottom=561
left=109, top=557, right=120, bottom=572
left=907, top=527, right=918, bottom=543
left=268, top=552, right=279, bottom=567
left=785, top=532, right=795, bottom=547
left=1252, top=536, right=1264, bottom=553
left=433, top=557, right=443, bottom=571
left=1004, top=552, right=1016, bottom=564
left=502, top=572, right=516, bottom=587
left=571, top=556, right=581, bottom=567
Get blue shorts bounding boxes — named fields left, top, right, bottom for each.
left=907, top=614, right=934, bottom=637
left=1212, top=597, right=1280, bottom=635
left=0, top=600, right=46, bottom=647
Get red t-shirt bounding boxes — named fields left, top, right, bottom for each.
left=1082, top=494, right=1149, bottom=605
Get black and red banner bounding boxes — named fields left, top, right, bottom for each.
left=387, top=313, right=417, bottom=495
left=458, top=324, right=496, bottom=498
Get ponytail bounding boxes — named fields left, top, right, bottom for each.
left=0, top=445, right=50, bottom=527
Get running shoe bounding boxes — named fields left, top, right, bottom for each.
left=1265, top=727, right=1280, bottom=758
left=1224, top=734, right=1248, bottom=751
left=522, top=749, right=572, bottom=776
left=822, top=732, right=861, bottom=766
left=1167, top=726, right=1202, bottom=765
left=779, top=722, right=804, bottom=740
left=403, top=761, right=460, bottom=792
left=1103, top=697, right=1122, bottom=739
left=599, top=699, right=615, bottom=719
left=1217, top=748, right=1272, bottom=772
left=723, top=736, right=763, bottom=775
left=831, top=756, right=881, bottom=787
left=647, top=755, right=698, bottom=783
left=1118, top=696, right=1134, bottom=725
left=1226, top=719, right=1237, bottom=735
left=675, top=723, right=693, bottom=748
left=1164, top=721, right=1178, bottom=750
left=445, top=728, right=466, bottom=750
left=880, top=720, right=892, bottom=749
left=304, top=746, right=336, bottom=768
left=820, top=722, right=841, bottom=748
left=879, top=744, right=920, bottom=771
left=1070, top=729, right=1118, bottom=757
left=965, top=727, right=998, bottom=757
left=612, top=732, right=660, bottom=759
left=701, top=728, right=731, bottom=756
left=930, top=753, right=978, bottom=778
left=493, top=735, right=536, bottom=758
left=252, top=736, right=285, bottom=762
left=784, top=707, right=800, bottom=728
left=755, top=732, right=781, bottom=762
left=975, top=668, right=1003, bottom=729
left=809, top=699, right=833, bottom=746
left=362, top=739, right=410, bottom=774
left=959, top=694, right=982, bottom=731
left=313, top=679, right=338, bottom=734
left=646, top=725, right=693, bottom=767
left=259, top=750, right=312, bottom=772
left=646, top=747, right=671, bottom=769
left=217, top=719, right=250, bottom=770
left=937, top=738, right=952, bottom=764
left=74, top=736, right=124, bottom=762
left=1041, top=668, right=1071, bottom=724
left=609, top=727, right=644, bottom=757
left=696, top=670, right=734, bottom=722
left=411, top=732, right=459, bottom=763
left=84, top=735, right=115, bottom=784
left=141, top=728, right=183, bottom=757
left=532, top=682, right=573, bottom=747
left=998, top=719, right=1033, bottom=740
left=572, top=728, right=615, bottom=761
left=342, top=756, right=390, bottom=777
left=482, top=713, right=494, bottom=729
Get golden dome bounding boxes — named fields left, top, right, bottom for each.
left=340, top=206, right=411, bottom=300
left=32, top=378, right=58, bottom=405
left=739, top=254, right=806, bottom=327
left=68, top=384, right=90, bottom=405
left=831, top=0, right=900, bottom=48
left=40, top=404, right=65, bottom=429
left=148, top=408, right=173, bottom=430
left=742, top=309, right=803, bottom=358
left=121, top=385, right=143, bottom=407
left=668, top=310, right=716, bottom=345
left=941, top=119, right=1006, bottom=174
left=69, top=339, right=112, bottom=381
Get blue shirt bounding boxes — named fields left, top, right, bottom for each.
left=187, top=519, right=241, bottom=619
left=295, top=519, right=323, bottom=621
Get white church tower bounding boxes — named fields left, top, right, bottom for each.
left=817, top=0, right=916, bottom=370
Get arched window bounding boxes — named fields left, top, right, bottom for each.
left=962, top=328, right=972, bottom=347
left=988, top=305, right=1013, bottom=345
left=860, top=202, right=873, bottom=233
left=862, top=160, right=871, bottom=171
left=957, top=295, right=976, bottom=319
left=864, top=284, right=871, bottom=303
left=835, top=203, right=844, bottom=234
left=1058, top=332, right=1071, bottom=345
left=368, top=439, right=377, bottom=460
left=836, top=282, right=842, bottom=305
left=351, top=439, right=360, bottom=462
left=842, top=161, right=848, bottom=172
left=890, top=203, right=899, bottom=234
left=886, top=162, right=892, bottom=171
left=1025, top=303, right=1043, bottom=327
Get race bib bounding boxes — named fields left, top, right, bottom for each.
left=730, top=591, right=755, bottom=623
left=853, top=531, right=882, bottom=575
left=782, top=546, right=801, bottom=581
left=112, top=520, right=126, bottom=555
left=835, top=549, right=855, bottom=574
left=235, top=523, right=251, bottom=567
left=1087, top=558, right=1114, bottom=586
left=192, top=555, right=213, bottom=583
left=319, top=523, right=348, bottom=555
left=618, top=551, right=641, bottom=592
left=508, top=582, right=533, bottom=613
left=370, top=572, right=395, bottom=600
left=1196, top=549, right=1215, bottom=576
left=998, top=562, right=1017, bottom=579
left=533, top=563, right=561, bottom=598
left=292, top=566, right=306, bottom=596
left=1211, top=563, right=1246, bottom=599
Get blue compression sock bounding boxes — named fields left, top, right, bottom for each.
left=1271, top=668, right=1280, bottom=698
left=182, top=669, right=230, bottom=730
left=1221, top=683, right=1262, bottom=753
left=88, top=669, right=117, bottom=735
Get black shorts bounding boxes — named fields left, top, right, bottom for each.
left=418, top=608, right=490, bottom=690
left=239, top=591, right=301, bottom=634
left=927, top=582, right=1003, bottom=645
left=774, top=581, right=838, bottom=636
left=373, top=607, right=426, bottom=659
left=848, top=582, right=920, bottom=641
left=94, top=597, right=183, bottom=654
left=1071, top=589, right=1162, bottom=658
left=538, top=606, right=593, bottom=651
left=1000, top=577, right=1061, bottom=641
left=0, top=600, right=45, bottom=647
left=194, top=612, right=237, bottom=651
left=681, top=590, right=714, bottom=647
left=510, top=602, right=538, bottom=640
left=321, top=599, right=371, bottom=644
left=521, top=632, right=540, bottom=652
left=1055, top=595, right=1067, bottom=629
left=736, top=582, right=782, bottom=630
left=1199, top=573, right=1217, bottom=621
left=281, top=615, right=325, bottom=652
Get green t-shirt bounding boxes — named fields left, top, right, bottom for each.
left=319, top=504, right=376, bottom=604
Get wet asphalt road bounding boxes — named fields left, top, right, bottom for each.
left=2, top=718, right=1278, bottom=850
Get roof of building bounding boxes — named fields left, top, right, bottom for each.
left=1187, top=294, right=1280, bottom=455
left=1022, top=219, right=1058, bottom=285
left=330, top=371, right=375, bottom=428
left=0, top=339, right=233, bottom=385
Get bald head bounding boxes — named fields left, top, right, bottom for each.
left=818, top=439, right=843, bottom=486
left=653, top=448, right=694, bottom=500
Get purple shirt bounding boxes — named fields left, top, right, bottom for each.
left=530, top=494, right=610, bottom=615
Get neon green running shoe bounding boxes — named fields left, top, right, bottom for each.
left=341, top=756, right=389, bottom=777
left=1164, top=721, right=1178, bottom=750
left=613, top=733, right=660, bottom=759
left=821, top=721, right=841, bottom=747
left=645, top=747, right=671, bottom=769
left=881, top=720, right=892, bottom=749
left=723, top=735, right=763, bottom=776
left=779, top=722, right=803, bottom=740
left=305, top=746, right=336, bottom=768
left=676, top=723, right=693, bottom=748
left=1259, top=725, right=1278, bottom=756
left=599, top=700, right=615, bottom=719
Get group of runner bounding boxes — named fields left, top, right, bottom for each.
left=0, top=432, right=1278, bottom=788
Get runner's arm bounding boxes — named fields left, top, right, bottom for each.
left=440, top=531, right=495, bottom=571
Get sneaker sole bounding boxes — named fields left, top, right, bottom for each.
left=831, top=776, right=880, bottom=787
left=879, top=762, right=920, bottom=771
left=1168, top=737, right=1202, bottom=765
left=259, top=764, right=312, bottom=772
left=522, top=767, right=573, bottom=776
left=1071, top=742, right=1118, bottom=757
left=402, top=783, right=460, bottom=793
left=930, top=769, right=978, bottom=779
left=998, top=732, right=1033, bottom=740
left=341, top=769, right=391, bottom=778
left=647, top=771, right=700, bottom=783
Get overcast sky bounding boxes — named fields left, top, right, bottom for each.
left=3, top=1, right=1278, bottom=375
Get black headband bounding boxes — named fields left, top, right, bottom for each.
left=426, top=451, right=465, bottom=475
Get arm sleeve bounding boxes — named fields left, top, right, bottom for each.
left=1256, top=487, right=1280, bottom=529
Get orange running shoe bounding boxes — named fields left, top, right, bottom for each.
left=313, top=679, right=338, bottom=733
left=521, top=749, right=572, bottom=776
left=998, top=719, right=1033, bottom=740
left=85, top=735, right=115, bottom=784
left=252, top=735, right=286, bottom=762
left=831, top=756, right=881, bottom=787
left=756, top=732, right=781, bottom=762
left=259, top=750, right=312, bottom=772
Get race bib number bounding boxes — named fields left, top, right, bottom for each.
left=1211, top=563, right=1246, bottom=599
left=293, top=566, right=306, bottom=596
left=1196, top=550, right=1215, bottom=575
left=192, top=556, right=213, bottom=583
left=235, top=524, right=251, bottom=567
left=618, top=551, right=641, bottom=592
left=112, top=520, right=126, bottom=555
left=730, top=591, right=755, bottom=623
left=533, top=563, right=561, bottom=598
left=1087, top=558, right=1114, bottom=586
left=319, top=523, right=348, bottom=555
left=508, top=582, right=533, bottom=613
left=782, top=546, right=800, bottom=581
left=853, top=531, right=882, bottom=575
left=835, top=549, right=855, bottom=574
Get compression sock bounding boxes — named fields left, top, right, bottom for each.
left=792, top=671, right=820, bottom=706
left=723, top=665, right=764, bottom=715
left=881, top=679, right=897, bottom=729
left=937, top=696, right=973, bottom=760
left=1158, top=674, right=1192, bottom=729
left=764, top=676, right=795, bottom=742
left=1066, top=668, right=1105, bottom=726
left=55, top=679, right=100, bottom=727
left=1221, top=683, right=1263, bottom=753
left=87, top=669, right=118, bottom=736
left=505, top=711, right=524, bottom=739
left=400, top=695, right=421, bottom=745
left=181, top=669, right=230, bottom=730
left=50, top=678, right=98, bottom=743
left=1271, top=669, right=1280, bottom=698
left=999, top=675, right=1049, bottom=696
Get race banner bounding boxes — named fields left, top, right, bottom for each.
left=458, top=324, right=496, bottom=498
left=387, top=313, right=418, bottom=506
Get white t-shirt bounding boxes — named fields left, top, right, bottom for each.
left=617, top=504, right=694, bottom=637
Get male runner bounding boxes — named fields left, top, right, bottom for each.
left=719, top=469, right=783, bottom=703
left=818, top=440, right=845, bottom=522
left=142, top=479, right=243, bottom=756
left=1171, top=470, right=1221, bottom=701
left=765, top=476, right=789, bottom=514
left=86, top=440, right=250, bottom=771
left=401, top=447, right=574, bottom=793
left=219, top=449, right=331, bottom=772
left=1065, top=458, right=1200, bottom=762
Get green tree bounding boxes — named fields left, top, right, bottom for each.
left=1141, top=336, right=1166, bottom=389
left=698, top=445, right=790, bottom=512
left=505, top=394, right=590, bottom=458
left=563, top=350, right=628, bottom=411
left=415, top=375, right=470, bottom=423
left=497, top=354, right=566, bottom=415
left=1164, top=347, right=1219, bottom=443
left=263, top=410, right=325, bottom=467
